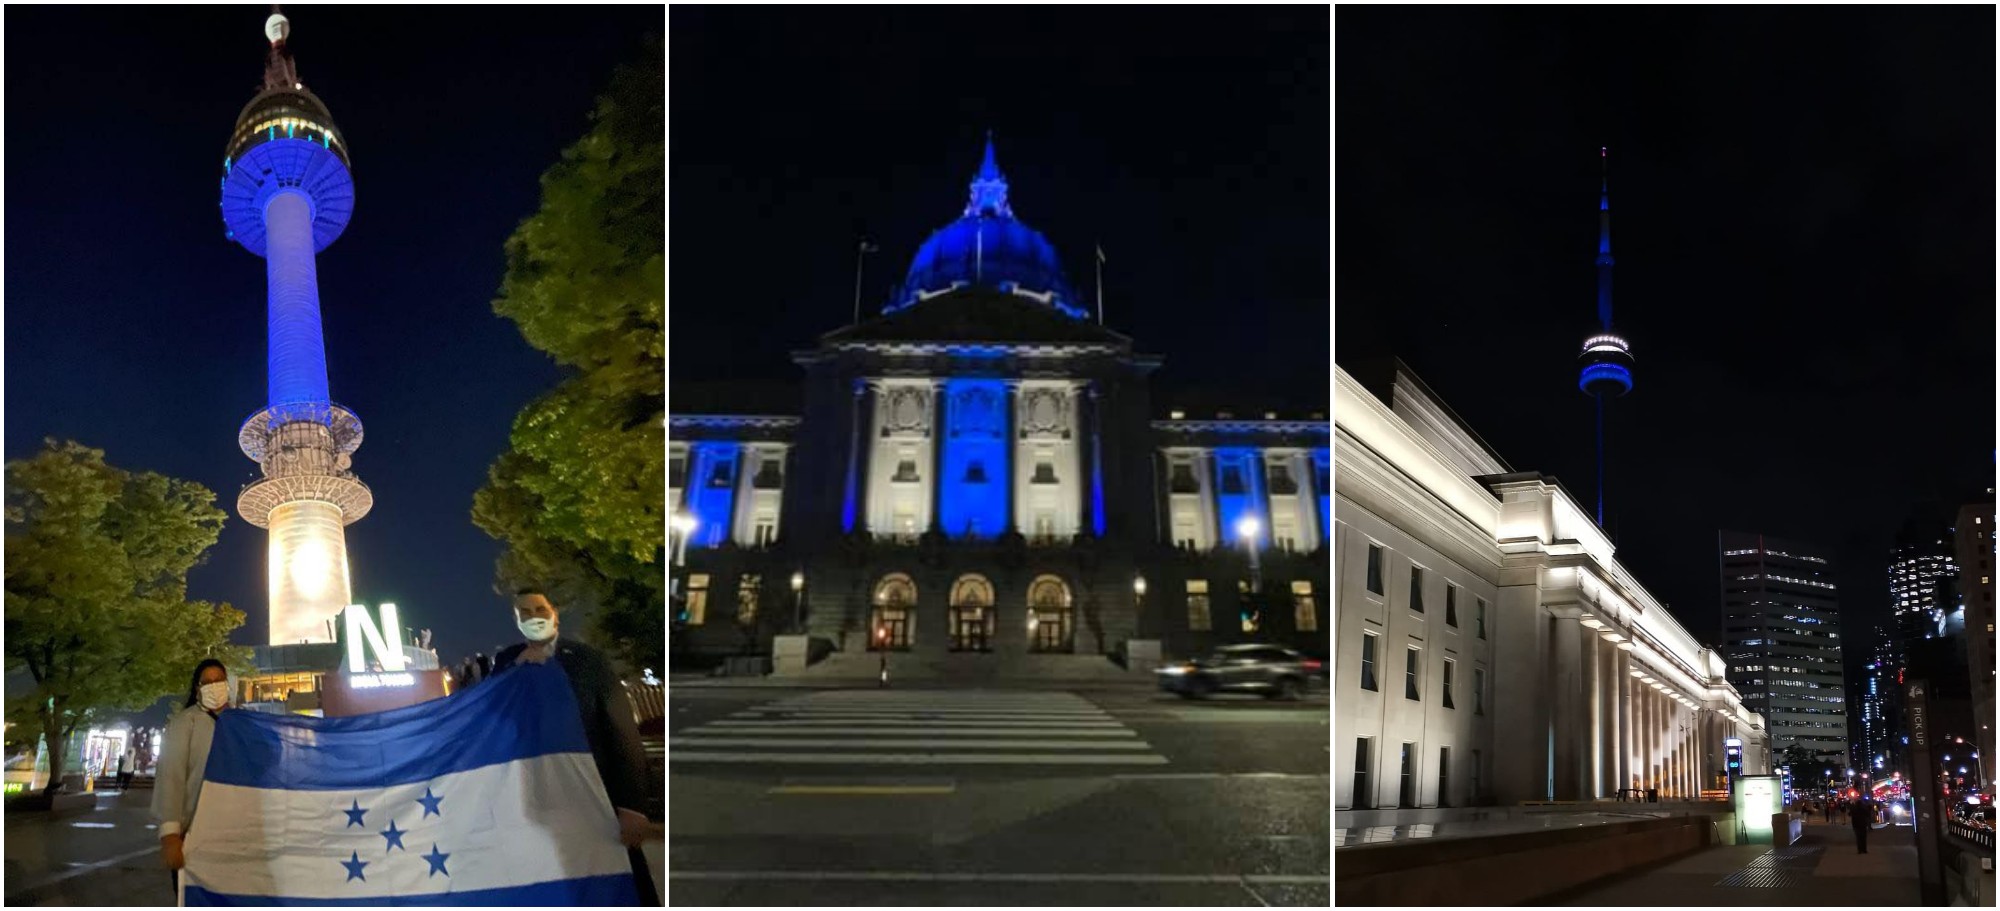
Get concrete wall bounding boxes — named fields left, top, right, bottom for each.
left=1336, top=814, right=1715, bottom=906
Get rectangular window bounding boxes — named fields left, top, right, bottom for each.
left=1186, top=580, right=1212, bottom=631
left=753, top=515, right=777, bottom=547
left=1360, top=632, right=1378, bottom=691
left=1352, top=738, right=1373, bottom=809
left=1477, top=599, right=1487, bottom=639
left=1438, top=746, right=1451, bottom=808
left=736, top=574, right=761, bottom=625
left=1399, top=742, right=1417, bottom=808
left=1443, top=658, right=1456, bottom=709
left=1445, top=584, right=1458, bottom=627
left=1474, top=667, right=1485, bottom=715
left=1291, top=580, right=1318, bottom=632
left=685, top=573, right=709, bottom=625
left=1410, top=567, right=1425, bottom=613
left=1471, top=749, right=1481, bottom=803
left=1405, top=646, right=1421, bottom=700
left=1366, top=544, right=1384, bottom=595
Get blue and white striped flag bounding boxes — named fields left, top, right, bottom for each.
left=180, top=662, right=640, bottom=905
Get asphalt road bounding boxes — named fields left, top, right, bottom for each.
left=667, top=685, right=1331, bottom=906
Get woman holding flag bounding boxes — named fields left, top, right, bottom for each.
left=153, top=658, right=233, bottom=894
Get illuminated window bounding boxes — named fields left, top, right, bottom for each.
left=736, top=574, right=761, bottom=625
left=1292, top=580, right=1318, bottom=632
left=1186, top=580, right=1212, bottom=631
left=685, top=574, right=709, bottom=625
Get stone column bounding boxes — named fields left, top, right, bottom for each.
left=1553, top=615, right=1583, bottom=799
left=1608, top=651, right=1624, bottom=795
left=844, top=380, right=874, bottom=535
left=1005, top=382, right=1020, bottom=535
left=1083, top=383, right=1105, bottom=538
left=1599, top=638, right=1617, bottom=796
left=1582, top=626, right=1601, bottom=798
left=928, top=381, right=947, bottom=534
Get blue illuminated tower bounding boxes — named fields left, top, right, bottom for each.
left=222, top=11, right=371, bottom=645
left=1577, top=147, right=1634, bottom=528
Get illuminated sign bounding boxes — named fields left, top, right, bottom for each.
left=350, top=673, right=415, bottom=689
left=1738, top=775, right=1782, bottom=837
left=344, top=603, right=406, bottom=674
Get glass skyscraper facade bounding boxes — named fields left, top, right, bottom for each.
left=1720, top=531, right=1850, bottom=767
left=1889, top=521, right=1959, bottom=654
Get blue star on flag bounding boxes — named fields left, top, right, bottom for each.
left=415, top=786, right=444, bottom=818
left=421, top=843, right=451, bottom=878
left=379, top=819, right=406, bottom=852
left=342, top=799, right=367, bottom=828
left=340, top=850, right=369, bottom=882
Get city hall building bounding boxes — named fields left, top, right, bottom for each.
left=668, top=140, right=1330, bottom=671
left=1334, top=360, right=1771, bottom=808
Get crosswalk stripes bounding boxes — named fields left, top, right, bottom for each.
left=669, top=690, right=1169, bottom=766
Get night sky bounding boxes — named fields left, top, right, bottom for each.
left=668, top=6, right=1330, bottom=416
left=1336, top=6, right=1996, bottom=693
left=4, top=7, right=661, bottom=659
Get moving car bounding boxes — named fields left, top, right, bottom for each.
left=1156, top=644, right=1321, bottom=700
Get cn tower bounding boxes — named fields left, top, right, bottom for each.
left=221, top=10, right=371, bottom=645
left=1577, top=147, right=1634, bottom=529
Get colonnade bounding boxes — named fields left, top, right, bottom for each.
left=1562, top=617, right=1724, bottom=801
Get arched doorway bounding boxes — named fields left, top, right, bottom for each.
left=872, top=573, right=915, bottom=650
left=1027, top=575, right=1073, bottom=653
left=950, top=575, right=995, bottom=652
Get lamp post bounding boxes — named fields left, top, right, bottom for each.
left=790, top=571, right=806, bottom=634
left=1235, top=515, right=1261, bottom=593
left=1132, top=575, right=1148, bottom=638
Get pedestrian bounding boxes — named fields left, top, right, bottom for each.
left=879, top=652, right=889, bottom=688
left=152, top=659, right=233, bottom=898
left=492, top=588, right=660, bottom=905
left=1824, top=800, right=1834, bottom=824
left=116, top=745, right=134, bottom=791
left=1849, top=794, right=1875, bottom=853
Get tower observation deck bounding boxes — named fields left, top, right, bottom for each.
left=222, top=11, right=371, bottom=646
left=1578, top=147, right=1633, bottom=528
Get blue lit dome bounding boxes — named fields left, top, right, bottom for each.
left=892, top=137, right=1086, bottom=319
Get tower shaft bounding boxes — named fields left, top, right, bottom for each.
left=266, top=191, right=332, bottom=407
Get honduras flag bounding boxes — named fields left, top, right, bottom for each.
left=179, top=662, right=640, bottom=905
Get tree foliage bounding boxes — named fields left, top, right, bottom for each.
left=4, top=440, right=249, bottom=791
left=473, top=42, right=663, bottom=674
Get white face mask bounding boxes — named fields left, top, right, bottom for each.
left=517, top=617, right=555, bottom=642
left=199, top=681, right=229, bottom=711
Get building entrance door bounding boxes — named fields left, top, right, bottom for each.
left=952, top=608, right=991, bottom=652
left=873, top=608, right=910, bottom=650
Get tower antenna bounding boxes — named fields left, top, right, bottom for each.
left=1577, top=146, right=1634, bottom=528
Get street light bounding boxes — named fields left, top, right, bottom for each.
left=670, top=512, right=699, bottom=568
left=1132, top=575, right=1147, bottom=637
left=790, top=571, right=806, bottom=633
left=1236, top=515, right=1262, bottom=594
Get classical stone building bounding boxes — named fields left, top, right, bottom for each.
left=669, top=140, right=1329, bottom=672
left=1335, top=359, right=1770, bottom=808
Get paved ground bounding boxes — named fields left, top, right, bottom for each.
left=667, top=685, right=1331, bottom=905
left=1551, top=817, right=1921, bottom=906
left=3, top=788, right=171, bottom=907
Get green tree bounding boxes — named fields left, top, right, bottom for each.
left=4, top=440, right=249, bottom=793
left=473, top=42, right=663, bottom=674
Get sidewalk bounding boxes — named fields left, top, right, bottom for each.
left=5, top=788, right=170, bottom=907
left=1552, top=818, right=1919, bottom=906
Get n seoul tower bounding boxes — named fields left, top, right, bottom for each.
left=221, top=10, right=371, bottom=645
left=1577, top=147, right=1634, bottom=529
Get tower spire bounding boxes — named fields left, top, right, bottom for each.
left=965, top=130, right=1012, bottom=218
left=262, top=6, right=299, bottom=92
left=1596, top=146, right=1613, bottom=330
